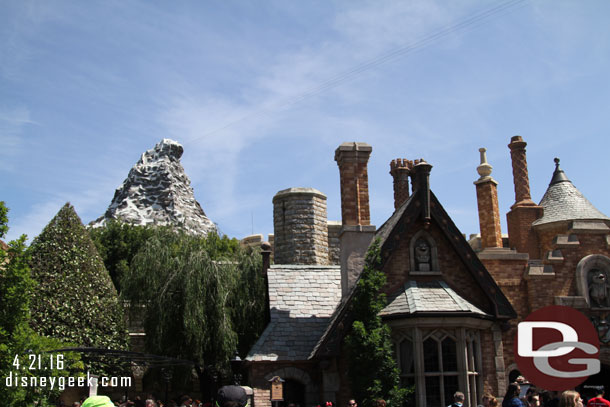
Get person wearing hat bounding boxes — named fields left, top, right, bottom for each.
left=217, top=385, right=248, bottom=407
left=82, top=395, right=115, bottom=407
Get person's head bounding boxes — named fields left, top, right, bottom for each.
left=592, top=385, right=605, bottom=397
left=453, top=392, right=465, bottom=403
left=527, top=393, right=540, bottom=407
left=559, top=391, right=582, bottom=407
left=146, top=400, right=157, bottom=407
left=347, top=400, right=357, bottom=407
left=504, top=382, right=521, bottom=400
left=374, top=400, right=386, bottom=407
left=481, top=393, right=497, bottom=407
left=74, top=402, right=82, bottom=407
left=218, top=385, right=248, bottom=407
left=179, top=396, right=192, bottom=406
left=82, top=396, right=115, bottom=407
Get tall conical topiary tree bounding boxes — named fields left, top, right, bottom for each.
left=28, top=203, right=128, bottom=374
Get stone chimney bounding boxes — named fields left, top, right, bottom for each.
left=474, top=148, right=503, bottom=249
left=506, top=136, right=543, bottom=258
left=411, top=159, right=433, bottom=222
left=272, top=188, right=329, bottom=265
left=389, top=159, right=413, bottom=209
left=335, top=142, right=376, bottom=297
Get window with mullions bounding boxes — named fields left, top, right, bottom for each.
left=423, top=332, right=459, bottom=407
left=399, top=336, right=415, bottom=388
left=396, top=328, right=483, bottom=407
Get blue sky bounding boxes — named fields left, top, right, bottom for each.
left=2, top=0, right=609, bottom=244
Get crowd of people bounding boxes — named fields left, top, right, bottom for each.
left=69, top=382, right=609, bottom=407
left=77, top=385, right=249, bottom=407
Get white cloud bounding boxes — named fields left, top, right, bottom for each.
left=0, top=106, right=35, bottom=171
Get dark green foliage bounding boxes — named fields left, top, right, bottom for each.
left=28, top=203, right=128, bottom=375
left=0, top=201, right=8, bottom=238
left=0, top=202, right=83, bottom=405
left=120, top=227, right=265, bottom=388
left=345, top=239, right=409, bottom=407
left=89, top=219, right=156, bottom=291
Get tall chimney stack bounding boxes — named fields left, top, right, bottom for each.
left=389, top=159, right=413, bottom=210
left=508, top=136, right=535, bottom=206
left=335, top=142, right=376, bottom=297
left=474, top=148, right=502, bottom=249
left=506, top=136, right=543, bottom=258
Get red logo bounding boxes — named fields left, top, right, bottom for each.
left=514, top=305, right=600, bottom=390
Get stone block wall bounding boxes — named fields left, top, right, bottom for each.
left=327, top=221, right=341, bottom=265
left=273, top=188, right=329, bottom=265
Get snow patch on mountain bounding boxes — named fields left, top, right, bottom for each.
left=90, top=139, right=217, bottom=235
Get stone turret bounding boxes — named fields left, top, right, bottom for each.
left=272, top=188, right=329, bottom=265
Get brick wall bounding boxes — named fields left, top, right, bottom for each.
left=383, top=219, right=491, bottom=313
left=475, top=180, right=503, bottom=249
left=506, top=206, right=543, bottom=259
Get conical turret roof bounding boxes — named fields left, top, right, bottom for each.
left=532, top=158, right=609, bottom=227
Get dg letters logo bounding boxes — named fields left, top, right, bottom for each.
left=514, top=305, right=600, bottom=390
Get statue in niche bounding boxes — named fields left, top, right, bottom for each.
left=414, top=238, right=431, bottom=272
left=588, top=269, right=610, bottom=308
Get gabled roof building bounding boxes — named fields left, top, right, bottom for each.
left=245, top=137, right=610, bottom=407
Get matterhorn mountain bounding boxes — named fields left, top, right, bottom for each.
left=90, top=139, right=217, bottom=235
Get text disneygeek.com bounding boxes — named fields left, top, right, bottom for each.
left=5, top=371, right=132, bottom=391
left=4, top=354, right=132, bottom=391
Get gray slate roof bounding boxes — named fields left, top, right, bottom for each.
left=380, top=280, right=490, bottom=318
left=532, top=163, right=609, bottom=227
left=246, top=264, right=342, bottom=362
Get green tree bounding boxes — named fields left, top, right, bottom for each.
left=89, top=219, right=156, bottom=291
left=120, top=227, right=265, bottom=395
left=28, top=203, right=128, bottom=376
left=0, top=202, right=83, bottom=405
left=344, top=239, right=409, bottom=407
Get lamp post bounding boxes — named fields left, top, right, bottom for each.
left=161, top=367, right=172, bottom=404
left=230, top=351, right=243, bottom=385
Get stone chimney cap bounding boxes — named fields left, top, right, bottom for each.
left=335, top=142, right=372, bottom=152
left=508, top=135, right=527, bottom=149
left=475, top=147, right=496, bottom=184
left=273, top=187, right=327, bottom=202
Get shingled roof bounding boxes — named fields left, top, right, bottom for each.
left=246, top=264, right=341, bottom=362
left=532, top=159, right=609, bottom=227
left=380, top=280, right=491, bottom=319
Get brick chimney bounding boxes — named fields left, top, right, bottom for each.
left=335, top=142, right=376, bottom=297
left=474, top=148, right=502, bottom=249
left=389, top=159, right=413, bottom=209
left=506, top=136, right=543, bottom=258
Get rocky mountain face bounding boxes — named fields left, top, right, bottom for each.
left=90, top=139, right=217, bottom=235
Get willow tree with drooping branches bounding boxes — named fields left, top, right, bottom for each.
left=120, top=227, right=265, bottom=397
